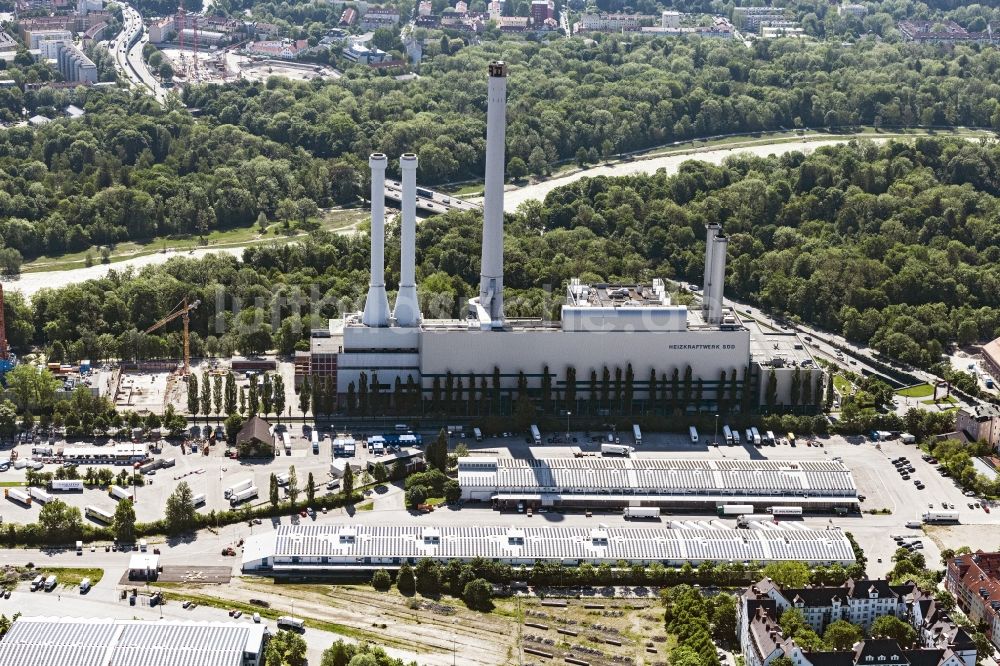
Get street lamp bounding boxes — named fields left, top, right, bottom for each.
left=565, top=411, right=571, bottom=443
left=714, top=413, right=719, bottom=447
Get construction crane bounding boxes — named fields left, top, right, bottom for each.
left=145, top=297, right=200, bottom=375
left=0, top=283, right=13, bottom=377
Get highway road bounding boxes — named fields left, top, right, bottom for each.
left=108, top=3, right=168, bottom=103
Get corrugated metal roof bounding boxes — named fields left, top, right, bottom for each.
left=458, top=457, right=857, bottom=496
left=0, top=618, right=265, bottom=666
left=249, top=523, right=855, bottom=566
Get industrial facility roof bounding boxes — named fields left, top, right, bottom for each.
left=0, top=617, right=266, bottom=666
left=243, top=522, right=856, bottom=568
left=458, top=457, right=857, bottom=497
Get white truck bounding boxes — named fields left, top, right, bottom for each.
left=277, top=616, right=305, bottom=632
left=50, top=479, right=84, bottom=492
left=767, top=506, right=803, bottom=516
left=624, top=507, right=659, bottom=519
left=108, top=485, right=131, bottom=500
left=750, top=427, right=762, bottom=446
left=900, top=433, right=916, bottom=444
left=922, top=510, right=959, bottom=524
left=5, top=488, right=31, bottom=506
left=689, top=426, right=699, bottom=443
left=275, top=473, right=290, bottom=487
left=28, top=487, right=53, bottom=504
left=732, top=429, right=741, bottom=445
left=282, top=432, right=292, bottom=455
left=230, top=486, right=258, bottom=505
left=224, top=479, right=254, bottom=499
left=43, top=575, right=57, bottom=591
left=601, top=443, right=634, bottom=457
left=718, top=504, right=754, bottom=516
left=765, top=430, right=776, bottom=445
left=473, top=427, right=483, bottom=442
left=192, top=493, right=206, bottom=507
left=530, top=425, right=541, bottom=445
left=722, top=425, right=733, bottom=445
left=632, top=424, right=642, bottom=445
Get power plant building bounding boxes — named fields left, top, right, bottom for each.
left=311, top=62, right=822, bottom=414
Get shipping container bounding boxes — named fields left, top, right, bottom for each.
left=224, top=479, right=254, bottom=499
left=5, top=488, right=31, bottom=506
left=767, top=506, right=803, bottom=516
left=623, top=507, right=659, bottom=519
left=230, top=486, right=258, bottom=505
left=28, top=487, right=53, bottom=504
left=108, top=485, right=131, bottom=501
left=50, top=479, right=84, bottom=492
left=718, top=504, right=754, bottom=516
left=85, top=505, right=114, bottom=523
left=601, top=443, right=633, bottom=457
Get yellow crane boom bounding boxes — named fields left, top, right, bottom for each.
left=145, top=297, right=200, bottom=375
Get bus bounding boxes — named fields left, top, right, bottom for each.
left=277, top=616, right=305, bottom=632
left=85, top=505, right=114, bottom=523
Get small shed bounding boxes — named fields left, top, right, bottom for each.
left=127, top=553, right=160, bottom=581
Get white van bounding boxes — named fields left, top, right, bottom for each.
left=43, top=575, right=57, bottom=591
left=79, top=578, right=91, bottom=593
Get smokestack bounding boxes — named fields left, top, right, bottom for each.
left=478, top=61, right=507, bottom=328
left=707, top=234, right=729, bottom=325
left=362, top=153, right=390, bottom=327
left=702, top=222, right=720, bottom=320
left=393, top=153, right=420, bottom=327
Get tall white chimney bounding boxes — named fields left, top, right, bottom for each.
left=478, top=61, right=507, bottom=328
left=702, top=222, right=720, bottom=319
left=707, top=234, right=729, bottom=325
left=362, top=153, right=390, bottom=327
left=393, top=152, right=420, bottom=327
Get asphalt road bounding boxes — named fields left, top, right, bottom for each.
left=108, top=3, right=168, bottom=103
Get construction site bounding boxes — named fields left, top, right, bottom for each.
left=154, top=6, right=339, bottom=85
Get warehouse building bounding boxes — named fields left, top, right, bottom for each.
left=241, top=522, right=857, bottom=573
left=0, top=617, right=267, bottom=666
left=459, top=457, right=858, bottom=511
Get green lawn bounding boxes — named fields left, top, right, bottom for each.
left=833, top=374, right=853, bottom=396
left=922, top=395, right=957, bottom=405
left=897, top=384, right=935, bottom=398
left=34, top=567, right=104, bottom=588
left=355, top=501, right=374, bottom=511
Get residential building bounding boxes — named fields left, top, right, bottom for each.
left=27, top=29, right=73, bottom=50
left=418, top=0, right=432, bottom=16
left=56, top=43, right=97, bottom=83
left=531, top=0, right=553, bottom=26
left=81, top=20, right=108, bottom=44
left=38, top=39, right=70, bottom=59
left=245, top=38, right=308, bottom=59
left=662, top=10, right=681, bottom=28
left=147, top=16, right=174, bottom=43
left=361, top=6, right=400, bottom=29
left=761, top=24, right=805, bottom=38
left=837, top=3, right=867, bottom=18
left=339, top=7, right=358, bottom=26
left=732, top=6, right=787, bottom=31
left=956, top=404, right=1000, bottom=449
left=946, top=552, right=1000, bottom=650
left=498, top=16, right=529, bottom=31
left=641, top=17, right=736, bottom=39
left=575, top=12, right=656, bottom=33
left=739, top=578, right=915, bottom=635
left=0, top=617, right=266, bottom=666
left=236, top=415, right=274, bottom=457
left=455, top=1, right=467, bottom=12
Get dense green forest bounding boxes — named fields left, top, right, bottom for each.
left=6, top=137, right=999, bottom=378
left=6, top=37, right=1000, bottom=261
